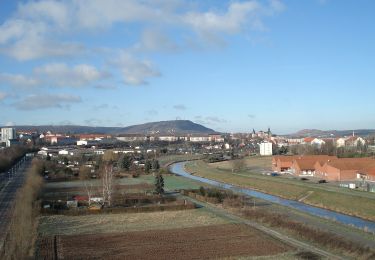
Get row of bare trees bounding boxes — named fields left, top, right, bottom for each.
left=2, top=159, right=44, bottom=260
left=0, top=146, right=28, bottom=173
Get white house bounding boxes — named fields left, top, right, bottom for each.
left=77, top=140, right=88, bottom=146
left=58, top=150, right=69, bottom=155
left=336, top=138, right=346, bottom=147
left=311, top=138, right=325, bottom=147
left=260, top=142, right=273, bottom=156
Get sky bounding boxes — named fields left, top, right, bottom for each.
left=0, top=0, right=374, bottom=134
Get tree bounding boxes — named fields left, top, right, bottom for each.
left=155, top=173, right=164, bottom=194
left=119, top=155, right=132, bottom=171
left=103, top=150, right=118, bottom=163
left=152, top=159, right=160, bottom=171
left=231, top=158, right=245, bottom=172
left=144, top=160, right=152, bottom=173
left=63, top=156, right=69, bottom=165
left=100, top=164, right=114, bottom=207
left=79, top=166, right=91, bottom=180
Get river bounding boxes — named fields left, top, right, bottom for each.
left=170, top=161, right=375, bottom=233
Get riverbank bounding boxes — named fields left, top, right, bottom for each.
left=170, top=161, right=375, bottom=234
left=184, top=160, right=375, bottom=222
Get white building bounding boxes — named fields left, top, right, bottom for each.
left=259, top=142, right=273, bottom=156
left=1, top=128, right=16, bottom=147
left=58, top=150, right=69, bottom=155
left=77, top=140, right=88, bottom=146
left=336, top=138, right=346, bottom=147
left=190, top=136, right=210, bottom=142
left=311, top=138, right=325, bottom=147
left=158, top=136, right=179, bottom=142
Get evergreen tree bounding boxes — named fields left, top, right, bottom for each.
left=119, top=155, right=131, bottom=171
left=155, top=173, right=164, bottom=194
left=144, top=160, right=152, bottom=173
left=152, top=159, right=160, bottom=171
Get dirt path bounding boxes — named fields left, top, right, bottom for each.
left=298, top=191, right=314, bottom=201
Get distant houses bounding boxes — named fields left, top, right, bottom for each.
left=272, top=155, right=375, bottom=182
left=115, top=133, right=224, bottom=143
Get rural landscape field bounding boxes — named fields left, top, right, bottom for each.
left=1, top=1, right=375, bottom=259
left=35, top=169, right=299, bottom=260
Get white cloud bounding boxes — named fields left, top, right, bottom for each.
left=0, top=0, right=285, bottom=60
left=0, top=63, right=109, bottom=89
left=17, top=0, right=70, bottom=29
left=0, top=0, right=285, bottom=87
left=3, top=34, right=84, bottom=61
left=0, top=73, right=39, bottom=88
left=14, top=94, right=82, bottom=110
left=112, top=52, right=160, bottom=85
left=180, top=1, right=285, bottom=46
left=34, top=63, right=110, bottom=87
left=184, top=1, right=262, bottom=34
left=134, top=28, right=178, bottom=52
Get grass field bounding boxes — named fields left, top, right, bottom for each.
left=186, top=160, right=375, bottom=221
left=38, top=208, right=233, bottom=236
left=158, top=154, right=202, bottom=167
left=213, top=156, right=272, bottom=172
left=38, top=224, right=293, bottom=260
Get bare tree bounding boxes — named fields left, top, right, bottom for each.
left=231, top=158, right=246, bottom=172
left=78, top=166, right=95, bottom=206
left=101, top=164, right=114, bottom=207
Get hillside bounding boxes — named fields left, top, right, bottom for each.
left=9, top=120, right=216, bottom=135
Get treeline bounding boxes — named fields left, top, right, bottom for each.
left=0, top=146, right=29, bottom=173
left=1, top=159, right=44, bottom=260
left=281, top=142, right=374, bottom=157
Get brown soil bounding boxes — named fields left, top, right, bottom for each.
left=38, top=224, right=292, bottom=259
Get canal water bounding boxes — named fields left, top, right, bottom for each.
left=170, top=162, right=375, bottom=233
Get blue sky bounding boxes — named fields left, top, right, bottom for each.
left=0, top=0, right=374, bottom=134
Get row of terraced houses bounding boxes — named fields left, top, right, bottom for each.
left=272, top=155, right=375, bottom=182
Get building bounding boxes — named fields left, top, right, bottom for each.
left=315, top=158, right=375, bottom=181
left=259, top=142, right=272, bottom=156
left=1, top=127, right=16, bottom=146
left=291, top=155, right=336, bottom=176
left=272, top=155, right=297, bottom=172
left=116, top=134, right=148, bottom=142
left=158, top=136, right=179, bottom=142
left=273, top=155, right=336, bottom=175
left=190, top=136, right=210, bottom=142
left=209, top=134, right=224, bottom=142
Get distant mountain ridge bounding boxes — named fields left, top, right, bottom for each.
left=289, top=129, right=375, bottom=138
left=7, top=120, right=217, bottom=135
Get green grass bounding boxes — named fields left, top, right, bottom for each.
left=158, top=154, right=202, bottom=167
left=186, top=161, right=375, bottom=221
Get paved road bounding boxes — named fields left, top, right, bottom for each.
left=178, top=194, right=345, bottom=260
left=0, top=157, right=30, bottom=251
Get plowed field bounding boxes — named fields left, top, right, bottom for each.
left=39, top=224, right=293, bottom=259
